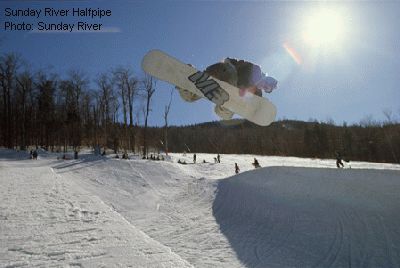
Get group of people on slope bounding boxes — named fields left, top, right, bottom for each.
left=191, top=153, right=221, bottom=164
left=234, top=158, right=261, bottom=174
left=193, top=152, right=348, bottom=175
left=29, top=149, right=38, bottom=160
left=190, top=153, right=261, bottom=174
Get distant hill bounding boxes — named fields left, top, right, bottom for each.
left=143, top=119, right=400, bottom=164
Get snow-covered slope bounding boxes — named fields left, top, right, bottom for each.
left=1, top=149, right=400, bottom=267
left=0, top=152, right=191, bottom=267
left=213, top=167, right=400, bottom=267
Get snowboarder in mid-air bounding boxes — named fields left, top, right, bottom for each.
left=177, top=58, right=278, bottom=120
left=142, top=50, right=277, bottom=126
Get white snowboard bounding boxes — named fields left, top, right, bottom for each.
left=141, top=49, right=277, bottom=126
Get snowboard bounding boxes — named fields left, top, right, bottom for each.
left=141, top=49, right=277, bottom=126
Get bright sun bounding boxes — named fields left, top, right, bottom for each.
left=302, top=8, right=345, bottom=49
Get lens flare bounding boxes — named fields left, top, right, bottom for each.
left=283, top=42, right=302, bottom=65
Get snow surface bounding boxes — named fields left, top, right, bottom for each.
left=1, top=149, right=400, bottom=267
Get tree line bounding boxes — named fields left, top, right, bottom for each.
left=1, top=52, right=399, bottom=163
left=161, top=119, right=399, bottom=163
left=0, top=53, right=157, bottom=155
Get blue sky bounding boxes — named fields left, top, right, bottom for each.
left=1, top=0, right=400, bottom=126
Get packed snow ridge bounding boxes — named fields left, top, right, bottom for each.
left=1, top=149, right=400, bottom=267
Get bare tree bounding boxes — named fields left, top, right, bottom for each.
left=113, top=67, right=138, bottom=152
left=16, top=70, right=34, bottom=150
left=126, top=72, right=138, bottom=152
left=58, top=70, right=88, bottom=151
left=113, top=70, right=127, bottom=152
left=35, top=71, right=58, bottom=150
left=121, top=68, right=139, bottom=151
left=67, top=70, right=87, bottom=113
left=142, top=74, right=156, bottom=157
left=0, top=53, right=20, bottom=148
left=383, top=108, right=393, bottom=125
left=96, top=72, right=115, bottom=148
left=382, top=108, right=398, bottom=162
left=163, top=88, right=174, bottom=155
left=359, top=114, right=380, bottom=127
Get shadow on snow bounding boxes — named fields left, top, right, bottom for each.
left=212, top=166, right=400, bottom=267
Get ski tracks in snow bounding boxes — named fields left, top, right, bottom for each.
left=212, top=167, right=400, bottom=267
left=59, top=158, right=243, bottom=267
left=126, top=160, right=241, bottom=267
left=0, top=159, right=191, bottom=267
left=1, top=163, right=107, bottom=266
left=52, top=157, right=400, bottom=268
left=313, top=207, right=400, bottom=268
left=5, top=153, right=400, bottom=267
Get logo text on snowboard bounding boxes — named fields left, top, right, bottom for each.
left=188, top=71, right=229, bottom=106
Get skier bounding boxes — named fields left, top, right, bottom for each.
left=235, top=163, right=240, bottom=174
left=32, top=150, right=38, bottom=160
left=336, top=151, right=344, bottom=168
left=193, top=153, right=197, bottom=163
left=217, top=154, right=221, bottom=163
left=177, top=58, right=278, bottom=120
left=252, top=158, right=260, bottom=168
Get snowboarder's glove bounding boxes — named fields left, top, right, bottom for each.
left=176, top=86, right=202, bottom=102
left=257, top=76, right=278, bottom=93
left=214, top=105, right=234, bottom=120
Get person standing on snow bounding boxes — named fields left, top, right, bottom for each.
left=235, top=163, right=240, bottom=174
left=252, top=158, right=260, bottom=168
left=177, top=58, right=278, bottom=120
left=32, top=150, right=38, bottom=160
left=336, top=151, right=344, bottom=168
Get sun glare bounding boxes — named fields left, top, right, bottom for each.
left=302, top=8, right=345, bottom=49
